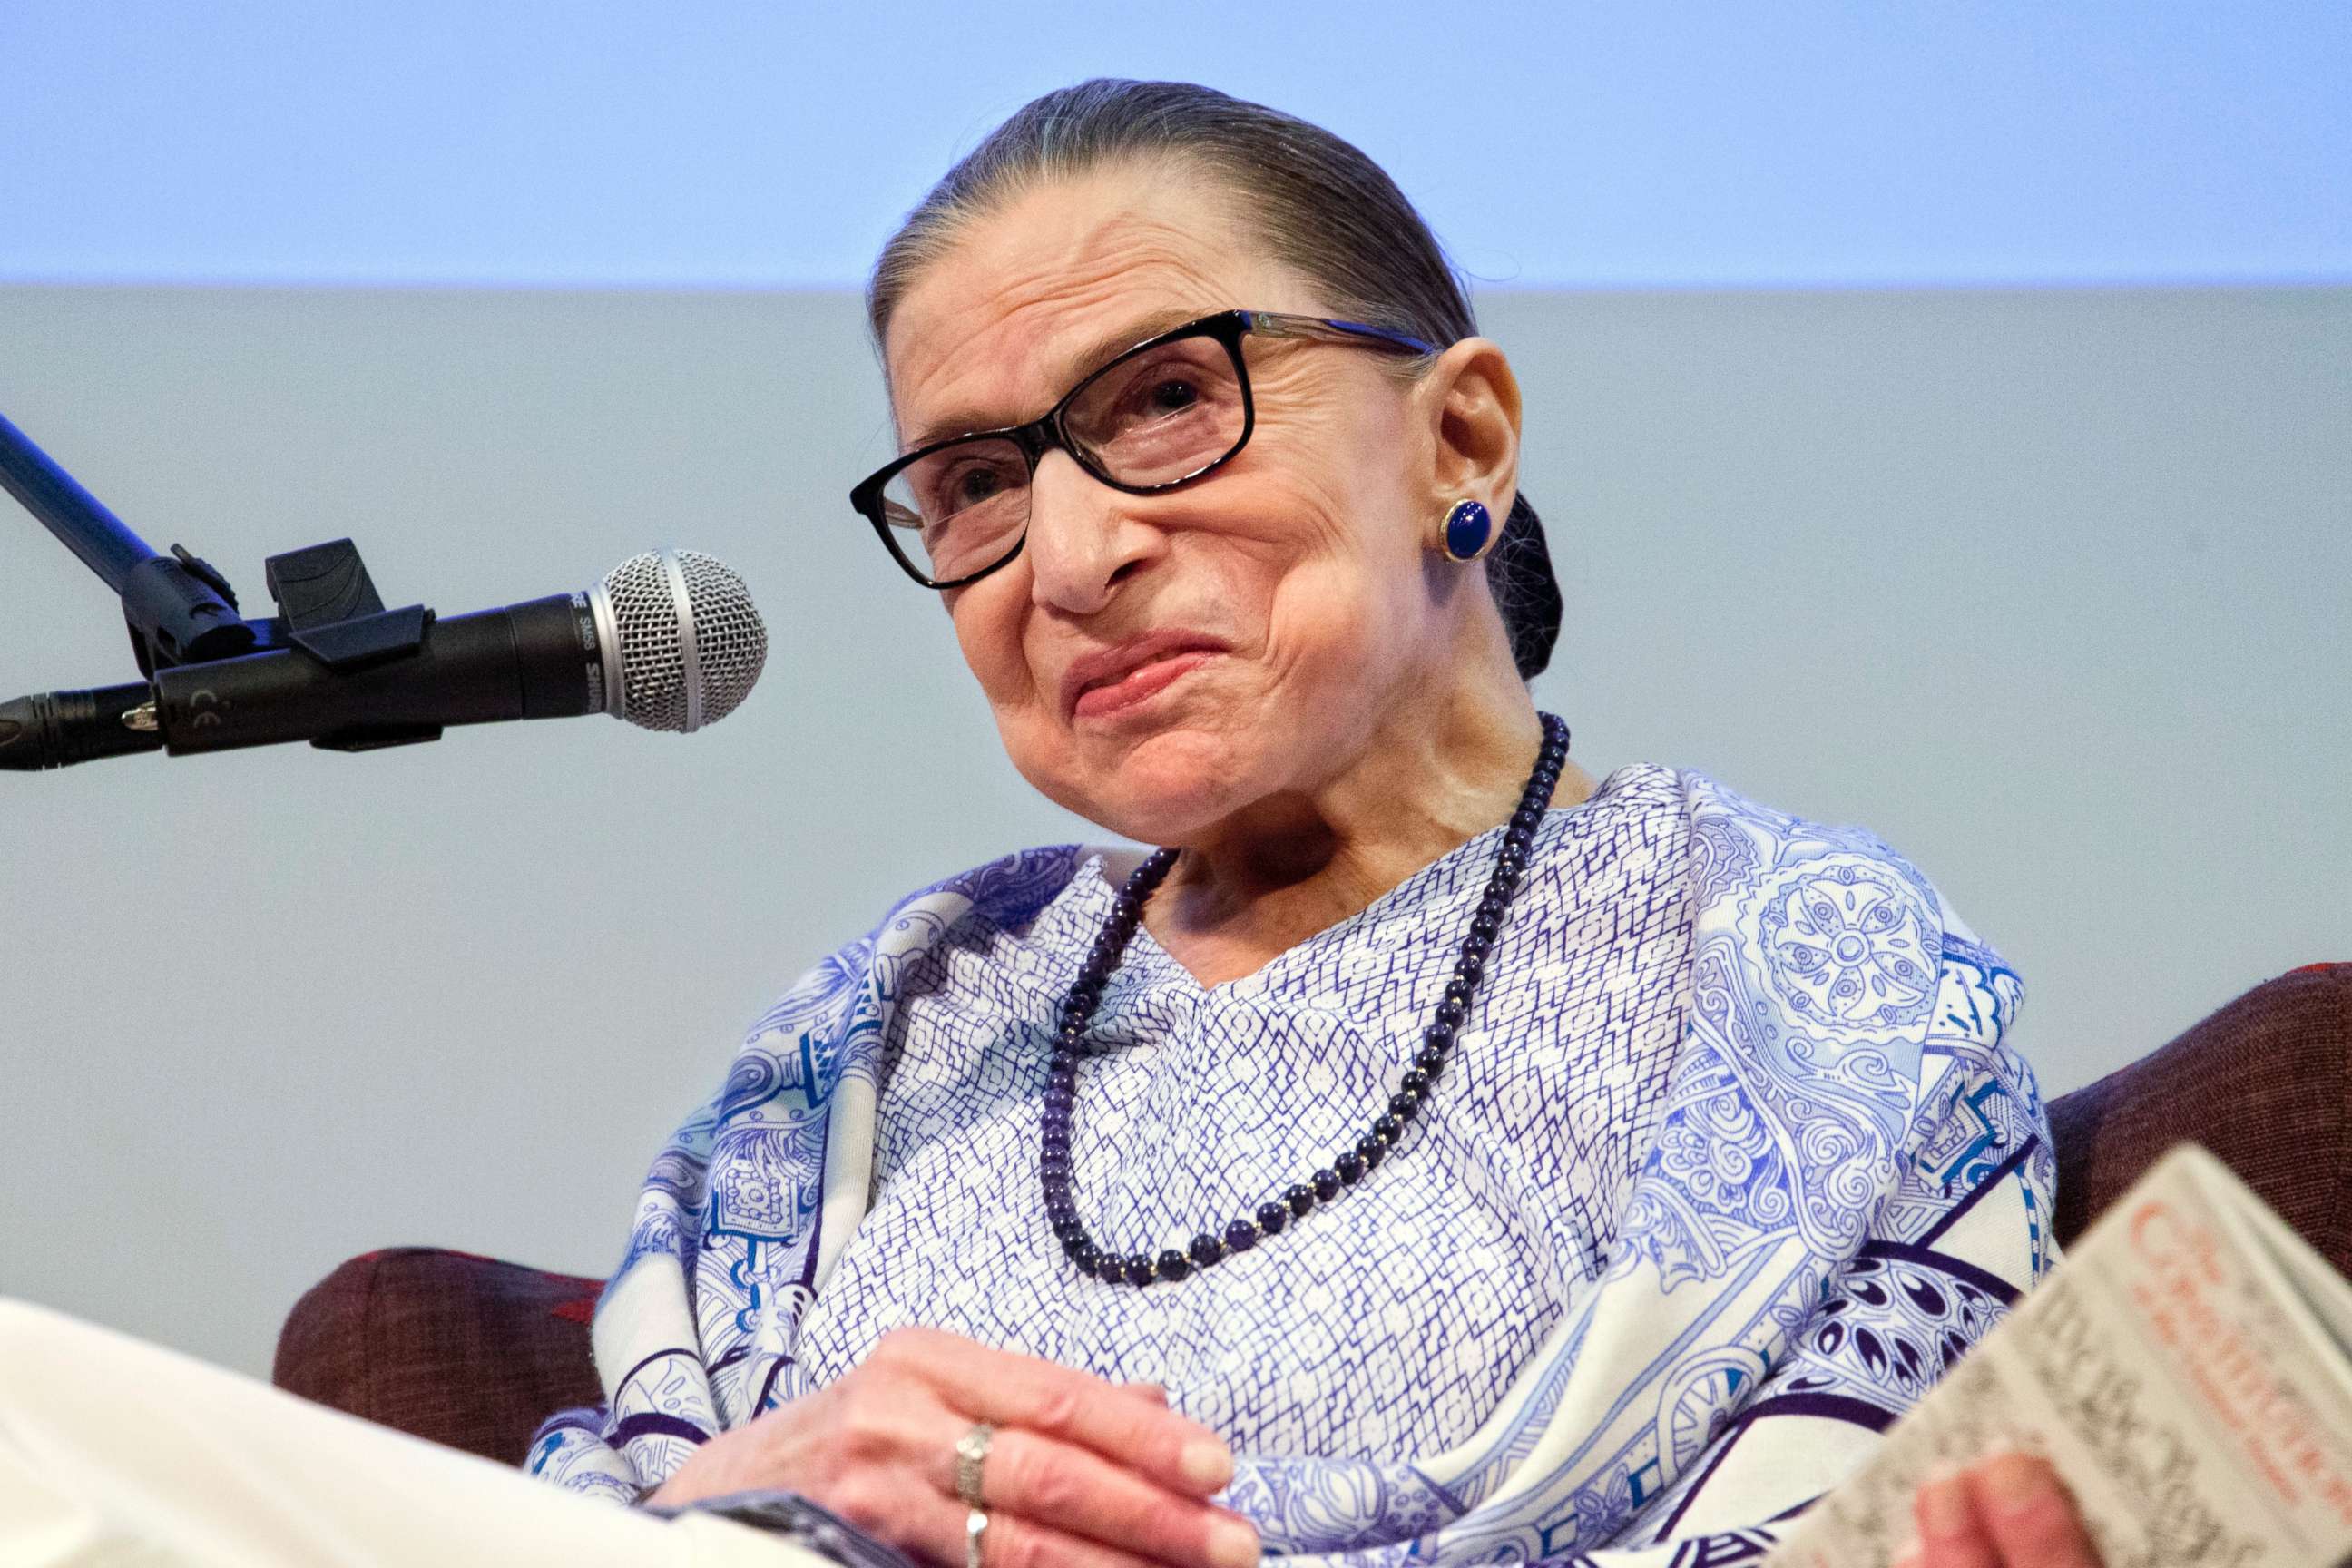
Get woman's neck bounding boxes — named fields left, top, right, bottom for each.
left=1140, top=685, right=1597, bottom=990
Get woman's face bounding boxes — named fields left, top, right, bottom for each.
left=884, top=161, right=1500, bottom=844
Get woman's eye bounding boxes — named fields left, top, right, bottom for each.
left=1107, top=374, right=1208, bottom=435
left=926, top=461, right=1011, bottom=517
left=1146, top=377, right=1200, bottom=414
left=1067, top=343, right=1234, bottom=453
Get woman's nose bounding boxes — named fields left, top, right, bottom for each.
left=1023, top=451, right=1154, bottom=615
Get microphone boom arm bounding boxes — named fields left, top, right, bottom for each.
left=0, top=407, right=264, bottom=670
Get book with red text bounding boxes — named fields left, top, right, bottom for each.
left=1766, top=1143, right=2352, bottom=1568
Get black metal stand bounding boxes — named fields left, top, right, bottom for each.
left=0, top=407, right=265, bottom=671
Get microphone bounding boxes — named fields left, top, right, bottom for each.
left=0, top=549, right=766, bottom=769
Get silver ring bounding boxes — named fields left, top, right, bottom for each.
left=955, top=1422, right=995, bottom=1507
left=965, top=1507, right=989, bottom=1568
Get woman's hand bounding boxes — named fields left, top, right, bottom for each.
left=642, top=1327, right=1260, bottom=1568
left=1897, top=1453, right=2102, bottom=1568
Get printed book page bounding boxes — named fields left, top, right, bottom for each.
left=1765, top=1144, right=2352, bottom=1568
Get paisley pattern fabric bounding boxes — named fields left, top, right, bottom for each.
left=526, top=765, right=2054, bottom=1566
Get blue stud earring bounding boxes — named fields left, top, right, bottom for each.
left=1442, top=499, right=1494, bottom=563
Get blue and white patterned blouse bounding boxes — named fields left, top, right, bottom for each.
left=530, top=764, right=2055, bottom=1567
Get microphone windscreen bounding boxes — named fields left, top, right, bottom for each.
left=594, top=550, right=768, bottom=733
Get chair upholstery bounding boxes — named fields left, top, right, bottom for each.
left=272, top=965, right=2351, bottom=1465
left=271, top=1246, right=603, bottom=1467
left=2048, top=962, right=2351, bottom=1276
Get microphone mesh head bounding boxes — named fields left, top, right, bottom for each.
left=598, top=550, right=768, bottom=732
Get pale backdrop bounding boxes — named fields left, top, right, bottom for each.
left=2, top=282, right=2346, bottom=1382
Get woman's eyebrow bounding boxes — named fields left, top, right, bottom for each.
left=900, top=305, right=1207, bottom=452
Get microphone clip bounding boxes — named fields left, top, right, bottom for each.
left=253, top=538, right=443, bottom=751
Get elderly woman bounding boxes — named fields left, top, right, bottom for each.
left=517, top=80, right=2094, bottom=1568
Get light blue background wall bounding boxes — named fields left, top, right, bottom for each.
left=5, top=0, right=2347, bottom=289
left=2, top=5, right=2347, bottom=1385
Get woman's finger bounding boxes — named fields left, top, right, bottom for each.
left=971, top=1425, right=1259, bottom=1568
left=878, top=1328, right=1233, bottom=1495
left=1965, top=1454, right=2101, bottom=1567
left=913, top=1492, right=1210, bottom=1568
left=1910, top=1463, right=2002, bottom=1568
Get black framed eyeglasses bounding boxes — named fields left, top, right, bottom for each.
left=849, top=309, right=1436, bottom=589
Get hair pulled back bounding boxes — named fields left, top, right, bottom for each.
left=867, top=79, right=1562, bottom=681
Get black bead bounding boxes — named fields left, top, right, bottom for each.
left=1400, top=1069, right=1429, bottom=1094
left=1455, top=955, right=1485, bottom=985
left=1388, top=1092, right=1421, bottom=1122
left=1189, top=1232, right=1223, bottom=1267
left=1471, top=914, right=1499, bottom=940
left=1374, top=1114, right=1402, bottom=1142
left=1069, top=1240, right=1097, bottom=1270
left=1336, top=1152, right=1366, bottom=1184
left=1436, top=996, right=1467, bottom=1026
left=1224, top=1219, right=1259, bottom=1252
left=1414, top=1047, right=1446, bottom=1076
left=1287, top=1183, right=1317, bottom=1217
left=1356, top=1134, right=1386, bottom=1169
left=1156, top=1250, right=1191, bottom=1282
left=1257, top=1200, right=1290, bottom=1234
left=1312, top=1168, right=1342, bottom=1200
left=1122, top=1254, right=1156, bottom=1287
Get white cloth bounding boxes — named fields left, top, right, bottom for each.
left=0, top=1297, right=816, bottom=1568
left=531, top=764, right=2057, bottom=1565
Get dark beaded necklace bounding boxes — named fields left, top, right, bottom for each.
left=1040, top=711, right=1572, bottom=1287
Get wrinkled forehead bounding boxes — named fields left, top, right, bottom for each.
left=881, top=163, right=1310, bottom=451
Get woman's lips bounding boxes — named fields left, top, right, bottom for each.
left=1063, top=633, right=1227, bottom=720
left=1072, top=651, right=1218, bottom=719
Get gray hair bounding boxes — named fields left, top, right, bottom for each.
left=867, top=79, right=1563, bottom=681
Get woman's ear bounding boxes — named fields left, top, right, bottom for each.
left=1419, top=337, right=1523, bottom=535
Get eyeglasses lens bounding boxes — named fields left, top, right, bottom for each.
left=879, top=335, right=1248, bottom=583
